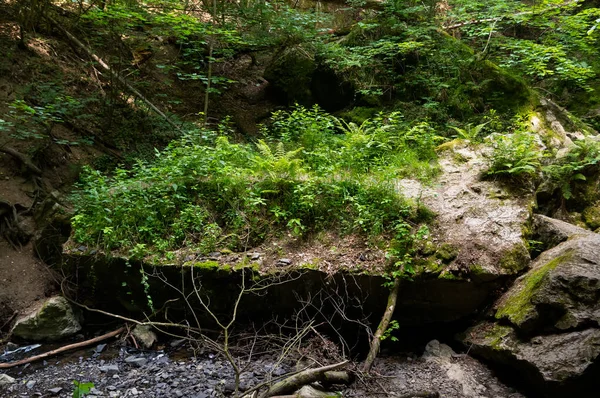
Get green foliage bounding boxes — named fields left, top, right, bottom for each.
left=486, top=131, right=543, bottom=179
left=380, top=319, right=400, bottom=342
left=73, top=380, right=94, bottom=398
left=385, top=224, right=431, bottom=282
left=445, top=0, right=600, bottom=100
left=71, top=107, right=436, bottom=258
left=543, top=137, right=600, bottom=200
left=449, top=122, right=489, bottom=143
left=4, top=82, right=95, bottom=146
left=265, top=105, right=442, bottom=180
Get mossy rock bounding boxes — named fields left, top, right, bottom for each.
left=583, top=203, right=600, bottom=230
left=11, top=296, right=82, bottom=342
left=495, top=232, right=600, bottom=334
left=435, top=243, right=459, bottom=264
left=339, top=107, right=379, bottom=124
left=495, top=251, right=570, bottom=327
left=498, top=244, right=531, bottom=274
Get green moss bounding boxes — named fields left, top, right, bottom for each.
left=483, top=324, right=513, bottom=351
left=424, top=258, right=443, bottom=274
left=498, top=245, right=529, bottom=274
left=339, top=107, right=379, bottom=124
left=496, top=250, right=573, bottom=325
left=300, top=259, right=321, bottom=270
left=233, top=260, right=260, bottom=272
left=436, top=243, right=459, bottom=264
left=583, top=204, right=600, bottom=230
left=438, top=271, right=461, bottom=280
left=190, top=261, right=233, bottom=272
left=470, top=264, right=485, bottom=275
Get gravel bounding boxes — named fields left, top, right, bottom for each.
left=0, top=340, right=526, bottom=397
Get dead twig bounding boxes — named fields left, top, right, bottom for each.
left=0, top=327, right=125, bottom=369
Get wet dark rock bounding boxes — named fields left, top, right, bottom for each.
left=125, top=356, right=148, bottom=367
left=532, top=214, right=592, bottom=252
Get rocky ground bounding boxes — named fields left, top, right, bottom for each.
left=0, top=339, right=524, bottom=398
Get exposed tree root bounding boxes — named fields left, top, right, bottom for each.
left=0, top=147, right=42, bottom=175
left=0, top=327, right=125, bottom=369
left=363, top=277, right=400, bottom=373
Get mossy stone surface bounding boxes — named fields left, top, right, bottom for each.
left=583, top=204, right=600, bottom=230
left=495, top=251, right=571, bottom=326
left=11, top=296, right=82, bottom=342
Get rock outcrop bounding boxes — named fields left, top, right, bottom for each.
left=461, top=218, right=600, bottom=396
left=397, top=144, right=533, bottom=280
left=11, top=296, right=81, bottom=342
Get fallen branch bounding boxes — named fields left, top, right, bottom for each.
left=0, top=327, right=125, bottom=369
left=46, top=16, right=183, bottom=134
left=362, top=277, right=400, bottom=373
left=0, top=147, right=42, bottom=175
left=258, top=360, right=349, bottom=398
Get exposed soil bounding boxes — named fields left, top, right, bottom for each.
left=0, top=242, right=56, bottom=333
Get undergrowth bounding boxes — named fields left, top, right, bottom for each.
left=71, top=106, right=437, bottom=258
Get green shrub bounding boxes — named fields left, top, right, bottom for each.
left=486, top=131, right=543, bottom=180
left=71, top=120, right=428, bottom=256
left=543, top=137, right=600, bottom=200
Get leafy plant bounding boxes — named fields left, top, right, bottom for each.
left=72, top=380, right=94, bottom=398
left=486, top=131, right=543, bottom=179
left=543, top=137, right=600, bottom=200
left=449, top=121, right=489, bottom=143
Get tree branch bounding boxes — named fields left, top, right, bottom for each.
left=0, top=327, right=125, bottom=369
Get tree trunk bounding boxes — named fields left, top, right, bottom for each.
left=362, top=277, right=400, bottom=373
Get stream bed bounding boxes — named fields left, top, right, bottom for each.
left=0, top=338, right=525, bottom=398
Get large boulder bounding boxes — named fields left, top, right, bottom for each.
left=461, top=221, right=600, bottom=396
left=397, top=145, right=533, bottom=281
left=11, top=296, right=81, bottom=342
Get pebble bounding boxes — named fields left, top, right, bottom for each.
left=125, top=356, right=148, bottom=367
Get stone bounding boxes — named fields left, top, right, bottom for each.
left=125, top=356, right=148, bottom=367
left=26, top=380, right=36, bottom=389
left=461, top=231, right=600, bottom=396
left=47, top=387, right=63, bottom=395
left=495, top=232, right=600, bottom=333
left=532, top=214, right=591, bottom=250
left=277, top=258, right=292, bottom=266
left=0, top=373, right=16, bottom=385
left=11, top=296, right=81, bottom=342
left=396, top=145, right=532, bottom=280
left=583, top=203, right=600, bottom=230
left=132, top=324, right=157, bottom=349
left=422, top=340, right=455, bottom=360
left=99, top=364, right=120, bottom=374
